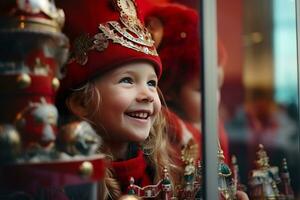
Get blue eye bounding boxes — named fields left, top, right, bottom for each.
left=119, top=77, right=133, bottom=84
left=148, top=80, right=157, bottom=87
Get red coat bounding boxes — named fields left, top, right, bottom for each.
left=111, top=150, right=152, bottom=193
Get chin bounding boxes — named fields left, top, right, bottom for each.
left=131, top=132, right=150, bottom=142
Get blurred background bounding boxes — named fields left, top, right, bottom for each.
left=151, top=0, right=300, bottom=198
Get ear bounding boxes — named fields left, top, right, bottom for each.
left=66, top=93, right=88, bottom=118
left=146, top=16, right=164, bottom=48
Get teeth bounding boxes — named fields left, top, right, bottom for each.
left=127, top=112, right=149, bottom=119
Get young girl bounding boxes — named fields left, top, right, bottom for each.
left=56, top=0, right=181, bottom=199
left=56, top=0, right=248, bottom=199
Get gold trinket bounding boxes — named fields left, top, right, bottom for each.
left=16, top=73, right=31, bottom=89
left=79, top=161, right=94, bottom=178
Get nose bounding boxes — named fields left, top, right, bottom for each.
left=136, top=86, right=154, bottom=103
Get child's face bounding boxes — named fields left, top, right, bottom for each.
left=92, top=62, right=161, bottom=143
left=176, top=67, right=223, bottom=129
left=177, top=75, right=201, bottom=127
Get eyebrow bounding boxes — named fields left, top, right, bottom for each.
left=115, top=69, right=157, bottom=79
left=148, top=73, right=158, bottom=80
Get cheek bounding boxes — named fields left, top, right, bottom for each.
left=101, top=95, right=130, bottom=116
left=88, top=91, right=131, bottom=124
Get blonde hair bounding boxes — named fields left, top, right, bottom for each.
left=67, top=81, right=183, bottom=199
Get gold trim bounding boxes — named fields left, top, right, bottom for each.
left=116, top=0, right=137, bottom=18
left=70, top=33, right=109, bottom=65
left=108, top=21, right=154, bottom=47
left=99, top=23, right=157, bottom=56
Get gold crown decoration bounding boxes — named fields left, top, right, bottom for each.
left=112, top=0, right=155, bottom=47
left=70, top=0, right=158, bottom=66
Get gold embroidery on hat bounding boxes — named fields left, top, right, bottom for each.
left=98, top=0, right=157, bottom=56
left=70, top=0, right=157, bottom=66
left=70, top=33, right=108, bottom=65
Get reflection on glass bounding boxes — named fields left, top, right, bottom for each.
left=218, top=0, right=300, bottom=199
left=274, top=0, right=297, bottom=104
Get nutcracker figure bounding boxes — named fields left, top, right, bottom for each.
left=0, top=0, right=105, bottom=199
left=248, top=144, right=281, bottom=200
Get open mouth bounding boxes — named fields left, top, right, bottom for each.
left=125, top=111, right=151, bottom=120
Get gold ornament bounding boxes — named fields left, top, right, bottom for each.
left=52, top=77, right=60, bottom=91
left=116, top=0, right=137, bottom=18
left=181, top=139, right=199, bottom=164
left=16, top=73, right=31, bottom=89
left=79, top=161, right=93, bottom=178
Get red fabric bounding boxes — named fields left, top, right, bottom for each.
left=0, top=75, right=55, bottom=96
left=25, top=50, right=58, bottom=77
left=162, top=108, right=182, bottom=143
left=163, top=107, right=230, bottom=164
left=184, top=121, right=201, bottom=143
left=163, top=108, right=201, bottom=162
left=111, top=150, right=151, bottom=192
left=146, top=4, right=201, bottom=97
left=0, top=155, right=106, bottom=188
left=0, top=75, right=55, bottom=122
left=56, top=0, right=162, bottom=99
left=184, top=121, right=202, bottom=159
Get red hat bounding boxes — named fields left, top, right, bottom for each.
left=145, top=3, right=201, bottom=96
left=56, top=0, right=162, bottom=100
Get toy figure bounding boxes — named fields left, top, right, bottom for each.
left=218, top=142, right=236, bottom=200
left=0, top=0, right=67, bottom=160
left=15, top=97, right=58, bottom=150
left=0, top=0, right=105, bottom=198
left=176, top=142, right=202, bottom=199
left=248, top=144, right=281, bottom=200
left=278, top=158, right=295, bottom=200
left=56, top=121, right=101, bottom=156
left=231, top=155, right=247, bottom=192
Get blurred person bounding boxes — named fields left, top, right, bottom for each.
left=145, top=3, right=230, bottom=161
